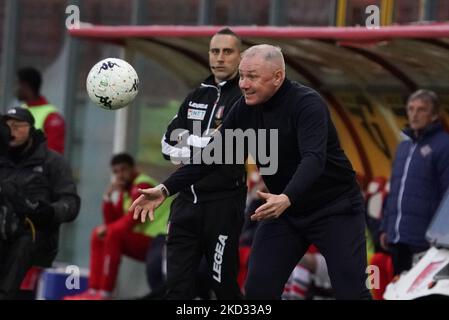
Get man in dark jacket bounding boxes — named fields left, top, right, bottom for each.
left=131, top=44, right=371, bottom=299
left=0, top=107, right=80, bottom=299
left=158, top=27, right=246, bottom=299
left=380, top=90, right=449, bottom=275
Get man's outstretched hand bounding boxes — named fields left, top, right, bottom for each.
left=251, top=191, right=291, bottom=221
left=130, top=187, right=166, bottom=223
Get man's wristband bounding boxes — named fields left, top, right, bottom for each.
left=156, top=184, right=170, bottom=198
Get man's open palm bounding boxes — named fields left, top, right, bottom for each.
left=130, top=187, right=165, bottom=223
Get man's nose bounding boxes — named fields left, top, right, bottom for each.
left=239, top=78, right=248, bottom=89
left=217, top=51, right=225, bottom=61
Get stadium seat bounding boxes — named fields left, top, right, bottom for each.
left=366, top=176, right=388, bottom=220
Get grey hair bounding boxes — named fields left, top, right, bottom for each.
left=242, top=44, right=285, bottom=70
left=407, top=89, right=440, bottom=114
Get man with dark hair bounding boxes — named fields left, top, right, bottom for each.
left=17, top=67, right=65, bottom=154
left=0, top=107, right=80, bottom=299
left=131, top=44, right=372, bottom=300
left=110, top=153, right=135, bottom=167
left=65, top=153, right=170, bottom=300
left=380, top=89, right=449, bottom=275
left=158, top=27, right=246, bottom=299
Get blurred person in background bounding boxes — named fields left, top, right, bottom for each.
left=65, top=153, right=170, bottom=300
left=0, top=107, right=79, bottom=299
left=16, top=67, right=65, bottom=154
left=380, top=90, right=449, bottom=275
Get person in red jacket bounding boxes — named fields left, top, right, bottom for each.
left=65, top=153, right=169, bottom=300
left=16, top=67, right=65, bottom=154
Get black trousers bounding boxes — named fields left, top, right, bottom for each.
left=165, top=194, right=245, bottom=300
left=0, top=230, right=57, bottom=299
left=145, top=234, right=166, bottom=296
left=245, top=189, right=372, bottom=300
left=0, top=234, right=34, bottom=299
left=389, top=243, right=427, bottom=276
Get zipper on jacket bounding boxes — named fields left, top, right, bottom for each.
left=394, top=143, right=417, bottom=243
left=201, top=82, right=224, bottom=135
left=192, top=81, right=225, bottom=202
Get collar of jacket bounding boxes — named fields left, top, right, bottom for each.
left=27, top=95, right=49, bottom=107
left=402, top=121, right=444, bottom=142
left=258, top=78, right=293, bottom=110
left=202, top=74, right=239, bottom=90
left=0, top=130, right=47, bottom=166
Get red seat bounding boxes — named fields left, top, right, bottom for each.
left=20, top=266, right=44, bottom=291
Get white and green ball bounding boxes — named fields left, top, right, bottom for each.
left=86, top=58, right=139, bottom=110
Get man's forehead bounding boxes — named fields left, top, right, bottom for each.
left=408, top=99, right=432, bottom=107
left=112, top=163, right=131, bottom=170
left=210, top=35, right=238, bottom=47
left=5, top=119, right=27, bottom=124
left=239, top=56, right=265, bottom=69
left=238, top=66, right=259, bottom=73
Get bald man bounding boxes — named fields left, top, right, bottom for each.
left=131, top=44, right=371, bottom=300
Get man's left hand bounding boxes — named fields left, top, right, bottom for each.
left=130, top=187, right=166, bottom=223
left=28, top=201, right=55, bottom=228
left=251, top=191, right=291, bottom=221
left=96, top=224, right=107, bottom=238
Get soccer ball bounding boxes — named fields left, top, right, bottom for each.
left=86, top=58, right=139, bottom=110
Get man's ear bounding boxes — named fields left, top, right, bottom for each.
left=29, top=126, right=36, bottom=137
left=274, top=69, right=283, bottom=86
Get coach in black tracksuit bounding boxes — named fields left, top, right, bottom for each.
left=160, top=28, right=246, bottom=299
left=133, top=44, right=371, bottom=299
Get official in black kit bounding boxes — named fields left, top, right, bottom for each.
left=132, top=44, right=371, bottom=300
left=159, top=27, right=246, bottom=299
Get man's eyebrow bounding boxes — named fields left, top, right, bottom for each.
left=210, top=47, right=234, bottom=50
